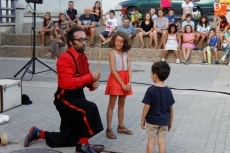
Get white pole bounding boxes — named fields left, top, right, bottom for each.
left=15, top=0, right=25, bottom=33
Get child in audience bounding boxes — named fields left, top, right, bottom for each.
left=162, top=24, right=181, bottom=64
left=181, top=13, right=200, bottom=49
left=37, top=12, right=53, bottom=46
left=216, top=15, right=229, bottom=49
left=196, top=15, right=210, bottom=50
left=201, top=28, right=219, bottom=65
left=99, top=10, right=118, bottom=47
left=224, top=25, right=230, bottom=65
left=139, top=13, right=154, bottom=48
left=181, top=0, right=193, bottom=20
left=166, top=9, right=179, bottom=27
left=58, top=12, right=69, bottom=44
left=131, top=7, right=142, bottom=28
left=182, top=25, right=195, bottom=65
left=150, top=8, right=157, bottom=22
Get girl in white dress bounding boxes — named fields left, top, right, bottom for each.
left=162, top=24, right=181, bottom=64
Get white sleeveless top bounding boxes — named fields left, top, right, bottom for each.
left=112, top=50, right=128, bottom=71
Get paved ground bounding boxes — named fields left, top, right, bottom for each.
left=0, top=57, right=230, bottom=153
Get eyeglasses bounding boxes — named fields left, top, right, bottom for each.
left=72, top=38, right=89, bottom=43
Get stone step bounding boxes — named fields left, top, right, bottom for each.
left=1, top=33, right=208, bottom=48
left=0, top=46, right=227, bottom=64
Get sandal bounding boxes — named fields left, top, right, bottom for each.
left=117, top=125, right=133, bottom=135
left=106, top=128, right=117, bottom=139
left=140, top=45, right=145, bottom=49
left=149, top=45, right=153, bottom=49
left=154, top=45, right=158, bottom=49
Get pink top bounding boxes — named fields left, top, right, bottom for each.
left=161, top=0, right=171, bottom=8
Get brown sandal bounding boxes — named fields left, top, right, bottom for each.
left=106, top=128, right=117, bottom=139
left=117, top=125, right=133, bottom=135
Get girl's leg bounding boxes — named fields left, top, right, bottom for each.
left=195, top=33, right=200, bottom=47
left=162, top=50, right=169, bottom=59
left=153, top=30, right=158, bottom=48
left=185, top=48, right=192, bottom=61
left=138, top=32, right=145, bottom=47
left=106, top=95, right=117, bottom=139
left=159, top=31, right=167, bottom=48
left=149, top=32, right=154, bottom=48
left=41, top=31, right=45, bottom=46
left=173, top=50, right=179, bottom=59
left=182, top=46, right=186, bottom=60
left=147, top=137, right=156, bottom=153
left=198, top=34, right=205, bottom=48
left=220, top=32, right=224, bottom=48
left=216, top=33, right=221, bottom=49
left=117, top=95, right=133, bottom=135
left=203, top=49, right=207, bottom=61
left=99, top=34, right=106, bottom=43
left=117, top=96, right=126, bottom=127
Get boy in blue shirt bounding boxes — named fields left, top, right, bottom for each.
left=141, top=61, right=175, bottom=153
left=202, top=28, right=219, bottom=65
left=166, top=9, right=179, bottom=27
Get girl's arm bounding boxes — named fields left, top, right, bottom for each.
left=127, top=51, right=132, bottom=84
left=206, top=37, right=211, bottom=45
left=162, top=19, right=169, bottom=30
left=140, top=22, right=145, bottom=33
left=109, top=51, right=126, bottom=88
left=224, top=26, right=229, bottom=32
left=66, top=22, right=70, bottom=31
left=154, top=20, right=157, bottom=30
left=188, top=33, right=195, bottom=43
left=148, top=28, right=153, bottom=33
left=43, top=21, right=51, bottom=30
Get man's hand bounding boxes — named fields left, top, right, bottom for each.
left=141, top=120, right=145, bottom=129
left=92, top=81, right=99, bottom=89
left=92, top=71, right=100, bottom=81
left=168, top=121, right=173, bottom=132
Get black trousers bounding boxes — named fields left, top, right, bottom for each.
left=45, top=87, right=104, bottom=148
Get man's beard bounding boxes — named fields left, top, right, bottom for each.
left=72, top=42, right=85, bottom=53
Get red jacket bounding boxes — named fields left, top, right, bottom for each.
left=57, top=47, right=94, bottom=90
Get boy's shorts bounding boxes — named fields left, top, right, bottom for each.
left=204, top=46, right=217, bottom=51
left=100, top=31, right=113, bottom=38
left=146, top=122, right=168, bottom=138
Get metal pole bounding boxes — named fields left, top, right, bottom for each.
left=32, top=3, right=36, bottom=74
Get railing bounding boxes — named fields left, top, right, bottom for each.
left=0, top=0, right=15, bottom=25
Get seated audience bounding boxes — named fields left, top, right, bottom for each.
left=162, top=24, right=181, bottom=64
left=196, top=15, right=210, bottom=50
left=131, top=7, right=142, bottom=28
left=182, top=25, right=195, bottom=65
left=201, top=28, right=219, bottom=65
left=99, top=10, right=118, bottom=47
left=58, top=12, right=69, bottom=44
left=224, top=25, right=230, bottom=65
left=216, top=15, right=229, bottom=49
left=153, top=8, right=169, bottom=49
left=65, top=1, right=78, bottom=24
left=181, top=13, right=200, bottom=49
left=150, top=8, right=157, bottom=22
left=78, top=7, right=96, bottom=48
left=46, top=21, right=65, bottom=60
left=117, top=17, right=136, bottom=39
left=37, top=12, right=53, bottom=46
left=181, top=0, right=193, bottom=20
left=91, top=1, right=104, bottom=27
left=138, top=13, right=154, bottom=48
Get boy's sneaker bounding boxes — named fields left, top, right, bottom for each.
left=183, top=60, right=187, bottom=64
left=176, top=59, right=180, bottom=64
left=161, top=58, right=165, bottom=61
left=201, top=60, right=208, bottom=65
left=214, top=60, right=219, bottom=65
left=185, top=61, right=189, bottom=65
left=24, top=126, right=41, bottom=147
left=228, top=63, right=230, bottom=66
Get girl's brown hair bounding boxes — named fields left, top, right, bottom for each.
left=93, top=1, right=102, bottom=17
left=219, top=15, right=227, bottom=23
left=109, top=31, right=131, bottom=52
left=43, top=12, right=51, bottom=27
left=58, top=12, right=65, bottom=25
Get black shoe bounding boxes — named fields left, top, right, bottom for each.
left=24, top=126, right=41, bottom=147
left=82, top=145, right=97, bottom=153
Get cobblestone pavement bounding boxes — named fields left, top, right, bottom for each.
left=0, top=57, right=230, bottom=153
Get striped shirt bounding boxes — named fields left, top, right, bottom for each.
left=117, top=25, right=136, bottom=35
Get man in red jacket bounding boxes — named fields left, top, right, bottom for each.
left=24, top=28, right=103, bottom=153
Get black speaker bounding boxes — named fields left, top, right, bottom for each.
left=26, top=0, right=43, bottom=4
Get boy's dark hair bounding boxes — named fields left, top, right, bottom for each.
left=69, top=1, right=74, bottom=3
left=184, top=24, right=193, bottom=33
left=169, top=9, right=174, bottom=12
left=109, top=31, right=131, bottom=52
left=134, top=7, right=139, bottom=11
left=122, top=17, right=130, bottom=21
left=67, top=28, right=84, bottom=47
left=209, top=28, right=216, bottom=33
left=168, top=24, right=177, bottom=33
left=151, top=61, right=170, bottom=82
left=53, top=21, right=59, bottom=25
left=185, top=13, right=192, bottom=18
left=109, top=10, right=115, bottom=15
